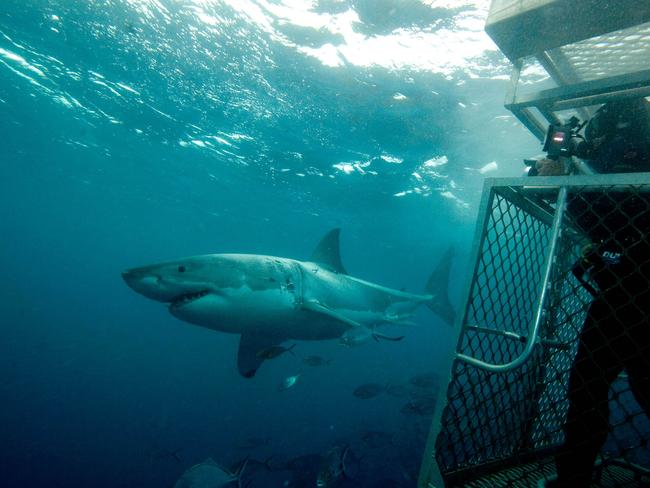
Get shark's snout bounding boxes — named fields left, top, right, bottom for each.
left=121, top=268, right=137, bottom=288
left=122, top=267, right=155, bottom=288
left=121, top=268, right=137, bottom=285
left=121, top=267, right=171, bottom=302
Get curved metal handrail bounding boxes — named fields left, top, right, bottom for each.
left=456, top=186, right=568, bottom=373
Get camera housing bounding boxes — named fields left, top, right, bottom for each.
left=526, top=116, right=587, bottom=176
left=542, top=116, right=583, bottom=159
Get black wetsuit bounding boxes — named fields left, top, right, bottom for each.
left=555, top=190, right=650, bottom=486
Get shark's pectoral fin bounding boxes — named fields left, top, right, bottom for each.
left=237, top=333, right=284, bottom=378
left=301, top=299, right=361, bottom=328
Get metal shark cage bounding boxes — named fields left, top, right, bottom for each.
left=418, top=1, right=650, bottom=486
left=419, top=174, right=650, bottom=487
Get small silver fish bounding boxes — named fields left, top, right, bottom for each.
left=302, top=355, right=331, bottom=367
left=173, top=457, right=247, bottom=488
left=339, top=326, right=404, bottom=347
left=236, top=437, right=270, bottom=450
left=409, top=372, right=439, bottom=389
left=278, top=373, right=302, bottom=391
left=256, top=343, right=296, bottom=360
left=400, top=397, right=437, bottom=416
left=360, top=430, right=394, bottom=449
left=385, top=384, right=409, bottom=398
left=352, top=382, right=385, bottom=399
left=316, top=445, right=350, bottom=488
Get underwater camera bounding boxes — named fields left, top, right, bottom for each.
left=542, top=116, right=585, bottom=158
left=526, top=116, right=586, bottom=176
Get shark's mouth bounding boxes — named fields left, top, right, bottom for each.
left=169, top=290, right=210, bottom=309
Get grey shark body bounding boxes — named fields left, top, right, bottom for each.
left=122, top=229, right=454, bottom=378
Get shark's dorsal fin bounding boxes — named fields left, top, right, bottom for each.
left=309, top=228, right=347, bottom=274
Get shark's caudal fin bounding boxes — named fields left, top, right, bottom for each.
left=425, top=246, right=456, bottom=326
left=309, top=228, right=347, bottom=274
left=233, top=456, right=248, bottom=488
left=237, top=333, right=284, bottom=378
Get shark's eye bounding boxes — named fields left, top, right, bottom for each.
left=178, top=266, right=186, bottom=273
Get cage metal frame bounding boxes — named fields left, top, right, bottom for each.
left=418, top=172, right=650, bottom=488
left=484, top=0, right=650, bottom=143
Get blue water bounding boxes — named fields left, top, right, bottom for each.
left=0, top=1, right=541, bottom=487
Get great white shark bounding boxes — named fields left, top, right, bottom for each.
left=122, top=229, right=455, bottom=378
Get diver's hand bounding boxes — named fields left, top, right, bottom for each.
left=535, top=158, right=567, bottom=176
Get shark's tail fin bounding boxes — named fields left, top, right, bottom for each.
left=425, top=246, right=456, bottom=326
left=171, top=448, right=182, bottom=463
left=233, top=456, right=249, bottom=488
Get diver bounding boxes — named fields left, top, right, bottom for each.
left=535, top=97, right=650, bottom=487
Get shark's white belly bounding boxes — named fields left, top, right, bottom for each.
left=177, top=288, right=297, bottom=332
left=174, top=288, right=352, bottom=340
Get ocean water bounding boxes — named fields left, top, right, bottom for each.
left=0, top=1, right=542, bottom=487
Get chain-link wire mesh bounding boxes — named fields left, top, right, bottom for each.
left=427, top=177, right=650, bottom=488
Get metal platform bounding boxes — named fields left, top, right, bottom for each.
left=485, top=0, right=650, bottom=141
left=463, top=454, right=650, bottom=488
left=485, top=0, right=650, bottom=64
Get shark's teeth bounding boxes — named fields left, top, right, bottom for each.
left=170, top=290, right=209, bottom=308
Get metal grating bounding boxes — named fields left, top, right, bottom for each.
left=463, top=455, right=650, bottom=488
left=517, top=20, right=650, bottom=88
left=547, top=21, right=650, bottom=84
left=418, top=174, right=650, bottom=488
left=485, top=0, right=650, bottom=65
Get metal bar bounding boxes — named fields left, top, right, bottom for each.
left=605, top=458, right=650, bottom=476
left=535, top=51, right=598, bottom=124
left=505, top=183, right=586, bottom=242
left=442, top=445, right=562, bottom=486
left=510, top=106, right=547, bottom=141
left=483, top=173, right=650, bottom=189
left=456, top=187, right=569, bottom=372
left=505, top=68, right=650, bottom=110
left=537, top=50, right=580, bottom=87
left=417, top=180, right=499, bottom=488
left=504, top=59, right=522, bottom=107
left=538, top=105, right=562, bottom=127
left=495, top=185, right=556, bottom=228
left=521, top=220, right=583, bottom=450
left=552, top=86, right=650, bottom=112
left=466, top=325, right=570, bottom=351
